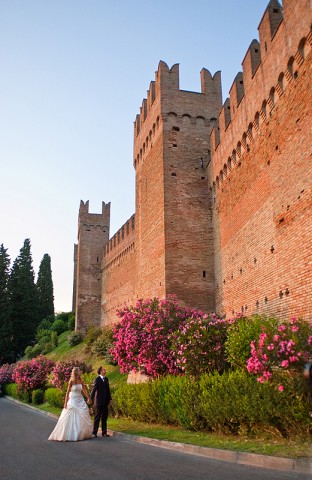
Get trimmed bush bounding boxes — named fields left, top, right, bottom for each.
left=198, top=370, right=310, bottom=436
left=113, top=371, right=311, bottom=437
left=113, top=382, right=162, bottom=424
left=32, top=389, right=44, bottom=405
left=4, top=383, right=30, bottom=402
left=44, top=387, right=65, bottom=408
left=3, top=383, right=19, bottom=399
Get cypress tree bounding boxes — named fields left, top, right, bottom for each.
left=37, top=253, right=55, bottom=321
left=0, top=244, right=13, bottom=363
left=9, top=239, right=39, bottom=358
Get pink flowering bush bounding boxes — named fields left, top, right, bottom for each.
left=225, top=314, right=278, bottom=369
left=12, top=355, right=54, bottom=392
left=0, top=363, right=16, bottom=384
left=246, top=317, right=312, bottom=389
left=51, top=360, right=92, bottom=389
left=111, top=296, right=205, bottom=377
left=172, top=314, right=233, bottom=376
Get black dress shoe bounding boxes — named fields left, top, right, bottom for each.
left=102, top=433, right=110, bottom=437
left=92, top=434, right=97, bottom=438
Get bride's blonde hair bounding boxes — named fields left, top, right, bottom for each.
left=70, top=367, right=81, bottom=383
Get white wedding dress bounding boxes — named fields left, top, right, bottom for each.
left=48, top=384, right=92, bottom=441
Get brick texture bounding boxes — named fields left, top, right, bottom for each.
left=74, top=0, right=312, bottom=330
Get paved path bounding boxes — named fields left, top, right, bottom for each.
left=0, top=396, right=311, bottom=480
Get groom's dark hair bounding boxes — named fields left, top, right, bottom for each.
left=97, top=366, right=102, bottom=375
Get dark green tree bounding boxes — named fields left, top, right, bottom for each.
left=0, top=244, right=13, bottom=363
left=37, top=253, right=54, bottom=322
left=9, top=239, right=39, bottom=358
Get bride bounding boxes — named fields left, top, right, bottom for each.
left=48, top=367, right=93, bottom=441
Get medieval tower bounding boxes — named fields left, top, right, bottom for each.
left=73, top=0, right=312, bottom=331
left=73, top=200, right=110, bottom=331
left=133, top=62, right=222, bottom=311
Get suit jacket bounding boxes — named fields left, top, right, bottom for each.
left=90, top=376, right=111, bottom=407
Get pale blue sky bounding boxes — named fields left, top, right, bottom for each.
left=0, top=0, right=269, bottom=312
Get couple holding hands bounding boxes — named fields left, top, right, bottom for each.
left=49, top=366, right=111, bottom=441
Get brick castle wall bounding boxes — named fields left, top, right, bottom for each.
left=74, top=0, right=312, bottom=329
left=101, top=216, right=136, bottom=325
left=209, top=0, right=312, bottom=320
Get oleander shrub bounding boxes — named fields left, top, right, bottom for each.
left=171, top=315, right=232, bottom=376
left=44, top=387, right=65, bottom=408
left=112, top=296, right=205, bottom=377
left=246, top=317, right=312, bottom=387
left=225, top=314, right=278, bottom=370
left=51, top=360, right=92, bottom=389
left=31, top=388, right=44, bottom=404
left=0, top=363, right=16, bottom=384
left=12, top=355, right=54, bottom=392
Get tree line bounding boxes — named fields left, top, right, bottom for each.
left=0, top=239, right=54, bottom=364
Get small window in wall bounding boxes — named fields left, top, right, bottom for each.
left=203, top=271, right=206, bottom=278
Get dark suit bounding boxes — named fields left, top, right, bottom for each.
left=90, top=375, right=111, bottom=435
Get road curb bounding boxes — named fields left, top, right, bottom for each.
left=5, top=396, right=312, bottom=474
left=109, top=430, right=312, bottom=474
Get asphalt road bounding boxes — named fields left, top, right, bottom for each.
left=0, top=396, right=310, bottom=480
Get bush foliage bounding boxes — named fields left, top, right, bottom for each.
left=12, top=355, right=54, bottom=392
left=113, top=370, right=311, bottom=437
left=0, top=363, right=16, bottom=384
left=31, top=388, right=44, bottom=404
left=69, top=331, right=84, bottom=346
left=112, top=296, right=205, bottom=377
left=44, top=387, right=65, bottom=408
left=51, top=360, right=92, bottom=389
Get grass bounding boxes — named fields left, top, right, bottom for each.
left=34, top=401, right=312, bottom=459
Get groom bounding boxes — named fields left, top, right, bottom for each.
left=90, top=366, right=112, bottom=438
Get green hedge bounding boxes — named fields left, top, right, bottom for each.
left=4, top=383, right=31, bottom=402
left=3, top=383, right=19, bottom=399
left=32, top=389, right=44, bottom=405
left=44, top=387, right=65, bottom=408
left=113, top=371, right=310, bottom=437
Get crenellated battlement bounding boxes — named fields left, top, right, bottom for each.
left=78, top=200, right=110, bottom=236
left=133, top=61, right=222, bottom=170
left=209, top=0, right=312, bottom=188
left=103, top=214, right=135, bottom=259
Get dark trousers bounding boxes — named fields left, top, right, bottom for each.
left=93, top=404, right=109, bottom=434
